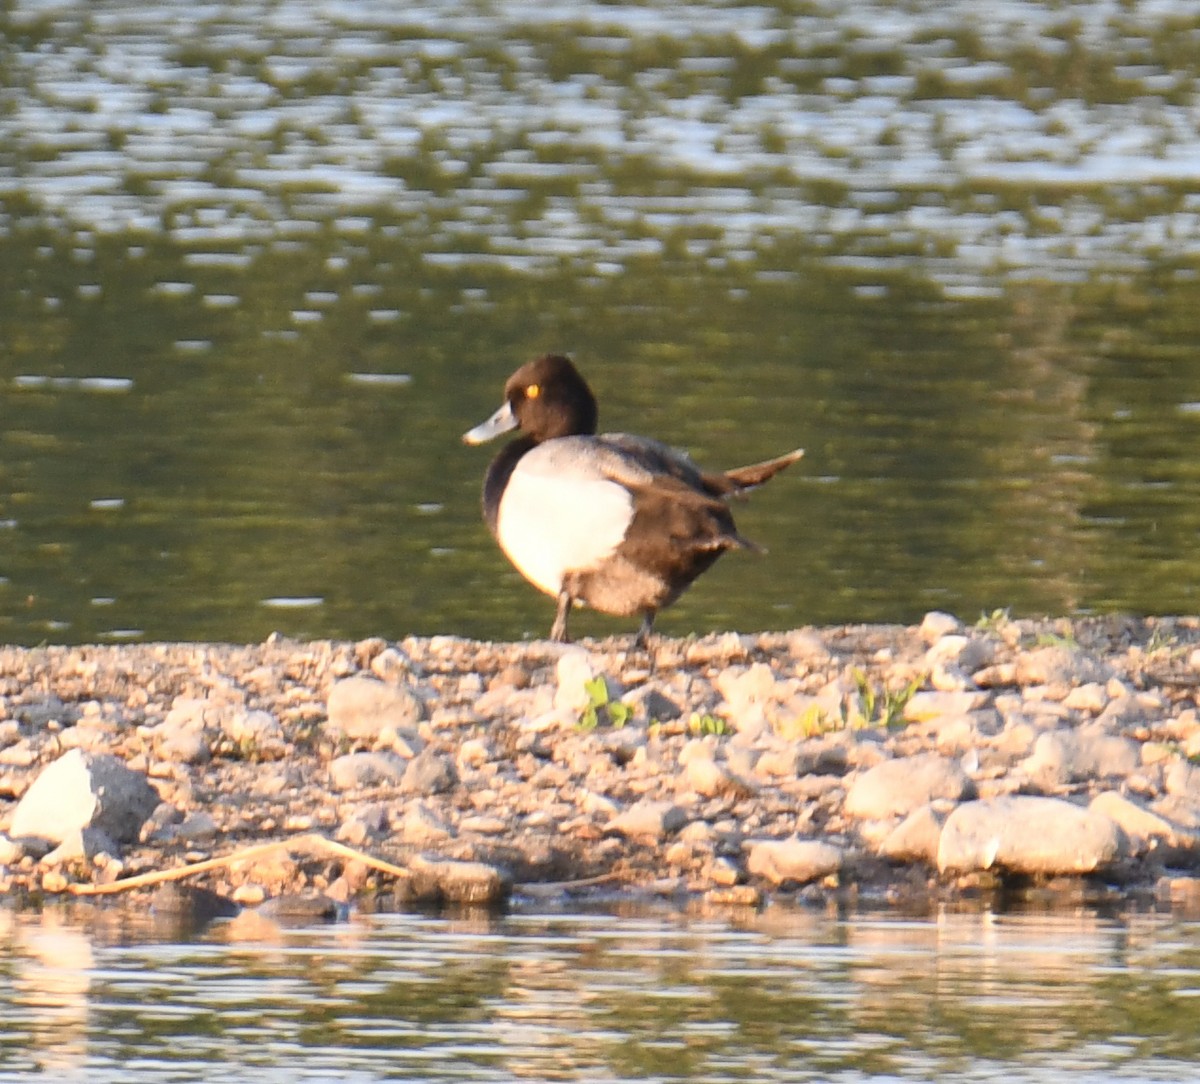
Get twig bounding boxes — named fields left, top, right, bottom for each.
left=66, top=833, right=410, bottom=897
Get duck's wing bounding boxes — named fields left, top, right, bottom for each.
left=593, top=434, right=761, bottom=552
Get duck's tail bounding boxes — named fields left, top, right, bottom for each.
left=722, top=447, right=805, bottom=492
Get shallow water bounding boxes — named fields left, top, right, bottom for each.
left=2, top=902, right=1199, bottom=1082
left=5, top=0, right=1200, bottom=643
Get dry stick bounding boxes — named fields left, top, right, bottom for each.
left=67, top=833, right=411, bottom=898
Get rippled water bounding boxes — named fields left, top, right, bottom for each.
left=4, top=1, right=1200, bottom=643
left=2, top=903, right=1198, bottom=1082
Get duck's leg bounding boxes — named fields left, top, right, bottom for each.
left=634, top=611, right=656, bottom=651
left=550, top=589, right=573, bottom=642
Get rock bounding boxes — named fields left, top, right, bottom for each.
left=844, top=753, right=973, bottom=820
left=328, top=751, right=408, bottom=791
left=924, top=634, right=994, bottom=674
left=1023, top=727, right=1141, bottom=788
left=919, top=611, right=961, bottom=642
left=708, top=855, right=741, bottom=886
left=705, top=884, right=763, bottom=907
left=608, top=799, right=688, bottom=840
left=9, top=749, right=159, bottom=847
left=717, top=663, right=781, bottom=739
left=683, top=755, right=754, bottom=799
left=43, top=826, right=121, bottom=865
left=788, top=629, right=833, bottom=664
left=259, top=893, right=340, bottom=921
left=745, top=837, right=842, bottom=885
left=0, top=833, right=23, bottom=865
left=151, top=883, right=239, bottom=924
left=879, top=804, right=945, bottom=865
left=407, top=854, right=510, bottom=906
left=400, top=800, right=454, bottom=845
left=174, top=811, right=218, bottom=842
left=223, top=709, right=285, bottom=755
left=554, top=648, right=609, bottom=712
left=1090, top=791, right=1197, bottom=857
left=1166, top=758, right=1200, bottom=797
left=1014, top=646, right=1110, bottom=688
left=937, top=796, right=1122, bottom=875
left=903, top=691, right=989, bottom=724
left=457, top=738, right=492, bottom=769
left=327, top=675, right=425, bottom=741
left=1062, top=683, right=1109, bottom=713
left=149, top=703, right=212, bottom=764
left=399, top=749, right=457, bottom=796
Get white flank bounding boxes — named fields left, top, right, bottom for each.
left=497, top=447, right=634, bottom=597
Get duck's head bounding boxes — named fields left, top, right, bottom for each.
left=463, top=354, right=598, bottom=445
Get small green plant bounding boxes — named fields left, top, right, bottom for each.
left=849, top=668, right=924, bottom=730
left=1144, top=625, right=1179, bottom=655
left=1031, top=629, right=1078, bottom=649
left=687, top=712, right=729, bottom=737
left=975, top=607, right=1011, bottom=632
left=577, top=676, right=633, bottom=731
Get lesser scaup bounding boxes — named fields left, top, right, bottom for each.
left=463, top=354, right=803, bottom=645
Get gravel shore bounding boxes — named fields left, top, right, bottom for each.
left=3, top=612, right=1200, bottom=917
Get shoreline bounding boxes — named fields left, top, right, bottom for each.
left=2, top=612, right=1199, bottom=918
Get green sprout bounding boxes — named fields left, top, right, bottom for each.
left=578, top=676, right=633, bottom=731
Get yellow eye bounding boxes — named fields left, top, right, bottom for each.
left=526, top=383, right=540, bottom=399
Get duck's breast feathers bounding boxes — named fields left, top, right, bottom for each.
left=496, top=436, right=636, bottom=598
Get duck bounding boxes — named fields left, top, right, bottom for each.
left=463, top=354, right=803, bottom=646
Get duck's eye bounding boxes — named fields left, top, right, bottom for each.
left=525, top=383, right=541, bottom=400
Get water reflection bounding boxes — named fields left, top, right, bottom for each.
left=1, top=904, right=1198, bottom=1081
left=5, top=2, right=1200, bottom=642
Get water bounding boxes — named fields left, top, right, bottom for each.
left=3, top=1, right=1200, bottom=644
left=1, top=902, right=1198, bottom=1082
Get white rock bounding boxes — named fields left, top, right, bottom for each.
left=1090, top=791, right=1197, bottom=855
left=174, top=811, right=218, bottom=842
left=553, top=648, right=610, bottom=712
left=1062, top=683, right=1109, bottom=713
left=399, top=749, right=457, bottom=796
left=1014, top=647, right=1111, bottom=688
left=223, top=709, right=284, bottom=748
left=608, top=799, right=687, bottom=840
left=746, top=837, right=842, bottom=885
left=844, top=753, right=973, bottom=820
left=328, top=751, right=408, bottom=791
left=937, top=796, right=1122, bottom=875
left=903, top=690, right=989, bottom=724
left=401, top=801, right=454, bottom=845
left=9, top=749, right=159, bottom=846
left=0, top=834, right=23, bottom=864
left=919, top=611, right=962, bottom=642
left=879, top=805, right=945, bottom=865
left=1024, top=727, right=1140, bottom=787
left=327, top=676, right=425, bottom=741
left=43, top=826, right=120, bottom=865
